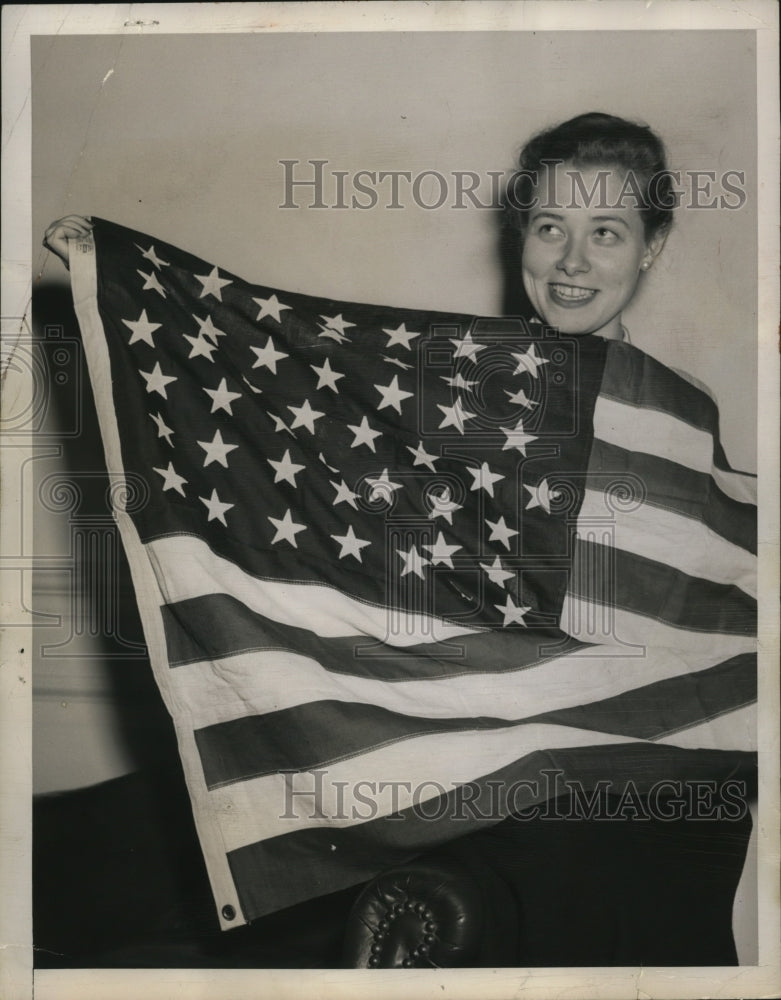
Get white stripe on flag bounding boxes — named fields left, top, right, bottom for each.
left=168, top=643, right=744, bottom=734
left=146, top=535, right=480, bottom=647
left=593, top=397, right=757, bottom=505
left=560, top=593, right=757, bottom=657
left=577, top=488, right=757, bottom=599
left=207, top=722, right=648, bottom=853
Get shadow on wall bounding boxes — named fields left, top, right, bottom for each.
left=32, top=281, right=178, bottom=781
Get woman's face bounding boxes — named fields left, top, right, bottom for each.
left=521, top=163, right=661, bottom=340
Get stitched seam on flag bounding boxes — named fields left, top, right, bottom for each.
left=563, top=588, right=756, bottom=635
left=649, top=697, right=757, bottom=742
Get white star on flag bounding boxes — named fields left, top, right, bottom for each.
left=140, top=362, right=177, bottom=398
left=428, top=487, right=463, bottom=524
left=320, top=314, right=356, bottom=336
left=382, top=355, right=413, bottom=371
left=137, top=269, right=167, bottom=298
left=407, top=441, right=439, bottom=472
left=423, top=532, right=462, bottom=568
left=348, top=416, right=382, bottom=452
left=242, top=376, right=263, bottom=395
left=269, top=412, right=295, bottom=436
left=251, top=336, right=289, bottom=373
left=382, top=323, right=420, bottom=350
left=467, top=461, right=505, bottom=498
left=153, top=462, right=187, bottom=496
left=268, top=449, right=306, bottom=487
left=500, top=418, right=538, bottom=456
left=183, top=334, right=218, bottom=362
left=204, top=378, right=242, bottom=415
left=524, top=478, right=562, bottom=515
left=287, top=399, right=325, bottom=434
left=253, top=294, right=292, bottom=323
left=200, top=488, right=234, bottom=526
left=268, top=508, right=307, bottom=548
left=193, top=314, right=227, bottom=344
left=441, top=373, right=479, bottom=391
left=149, top=412, right=174, bottom=445
left=480, top=555, right=515, bottom=587
left=397, top=544, right=430, bottom=580
left=495, top=596, right=531, bottom=626
left=122, top=309, right=161, bottom=347
left=197, top=429, right=239, bottom=468
left=317, top=326, right=350, bottom=344
left=485, top=515, right=518, bottom=550
left=135, top=244, right=170, bottom=269
left=318, top=454, right=339, bottom=474
left=511, top=344, right=549, bottom=379
left=330, top=479, right=360, bottom=509
left=450, top=332, right=486, bottom=361
left=374, top=375, right=413, bottom=414
left=331, top=525, right=371, bottom=563
left=311, top=358, right=345, bottom=393
left=437, top=398, right=477, bottom=434
left=194, top=266, right=232, bottom=301
left=365, top=469, right=403, bottom=503
left=505, top=386, right=538, bottom=409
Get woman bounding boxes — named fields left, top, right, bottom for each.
left=40, top=113, right=755, bottom=967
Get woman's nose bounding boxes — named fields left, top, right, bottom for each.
left=556, top=238, right=590, bottom=276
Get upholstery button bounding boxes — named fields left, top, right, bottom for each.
left=378, top=918, right=389, bottom=931
left=424, top=921, right=436, bottom=932
left=424, top=933, right=435, bottom=944
left=423, top=909, right=433, bottom=920
left=418, top=944, right=429, bottom=956
left=416, top=902, right=426, bottom=914
left=371, top=942, right=383, bottom=955
left=369, top=956, right=379, bottom=967
left=221, top=905, right=236, bottom=921
left=403, top=957, right=414, bottom=968
left=405, top=900, right=416, bottom=911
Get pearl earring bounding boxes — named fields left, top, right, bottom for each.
left=641, top=260, right=651, bottom=270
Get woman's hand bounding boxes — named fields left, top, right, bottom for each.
left=42, top=216, right=93, bottom=270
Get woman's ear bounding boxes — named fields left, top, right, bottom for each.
left=641, top=229, right=669, bottom=271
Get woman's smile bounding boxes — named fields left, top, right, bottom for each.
left=547, top=282, right=599, bottom=306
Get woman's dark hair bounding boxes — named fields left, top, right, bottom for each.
left=506, top=112, right=676, bottom=242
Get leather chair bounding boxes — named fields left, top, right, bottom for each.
left=34, top=765, right=752, bottom=969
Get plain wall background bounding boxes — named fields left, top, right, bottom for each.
left=31, top=29, right=757, bottom=788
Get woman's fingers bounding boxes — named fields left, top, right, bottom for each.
left=43, top=216, right=93, bottom=240
left=43, top=216, right=94, bottom=270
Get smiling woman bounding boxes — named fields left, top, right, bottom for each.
left=508, top=113, right=673, bottom=341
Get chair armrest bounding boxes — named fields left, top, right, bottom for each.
left=342, top=858, right=519, bottom=968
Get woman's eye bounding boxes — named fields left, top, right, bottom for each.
left=594, top=227, right=619, bottom=243
left=536, top=223, right=564, bottom=239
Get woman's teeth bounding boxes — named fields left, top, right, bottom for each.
left=549, top=283, right=596, bottom=302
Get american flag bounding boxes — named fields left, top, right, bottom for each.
left=68, top=219, right=757, bottom=929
